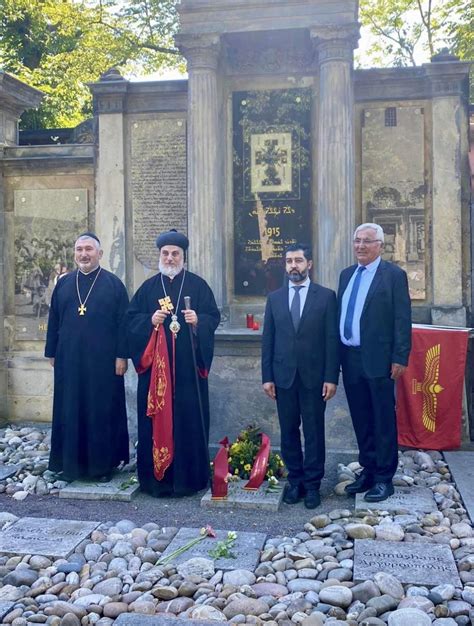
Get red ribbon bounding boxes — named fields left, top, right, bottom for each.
left=244, top=433, right=270, bottom=491
left=211, top=437, right=229, bottom=499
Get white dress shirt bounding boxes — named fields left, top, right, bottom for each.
left=288, top=276, right=310, bottom=317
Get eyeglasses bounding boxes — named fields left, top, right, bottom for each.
left=353, top=238, right=382, bottom=245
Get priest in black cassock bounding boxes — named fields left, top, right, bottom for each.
left=127, top=230, right=220, bottom=497
left=45, top=233, right=130, bottom=481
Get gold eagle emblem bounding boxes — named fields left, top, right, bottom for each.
left=412, top=343, right=444, bottom=432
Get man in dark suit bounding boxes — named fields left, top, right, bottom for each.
left=262, top=244, right=339, bottom=509
left=338, top=223, right=411, bottom=502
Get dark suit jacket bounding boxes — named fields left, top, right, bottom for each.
left=261, top=282, right=340, bottom=389
left=337, top=259, right=412, bottom=378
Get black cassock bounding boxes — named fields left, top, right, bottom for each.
left=45, top=267, right=130, bottom=480
left=127, top=270, right=220, bottom=496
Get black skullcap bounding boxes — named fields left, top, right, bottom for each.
left=77, top=232, right=101, bottom=244
left=155, top=229, right=189, bottom=251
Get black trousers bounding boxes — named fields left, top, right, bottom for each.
left=276, top=372, right=326, bottom=490
left=342, top=347, right=398, bottom=483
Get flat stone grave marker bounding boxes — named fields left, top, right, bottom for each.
left=201, top=479, right=284, bottom=511
left=444, top=451, right=474, bottom=523
left=59, top=473, right=139, bottom=502
left=158, top=527, right=266, bottom=572
left=0, top=517, right=100, bottom=559
left=354, top=539, right=461, bottom=587
left=355, top=486, right=437, bottom=513
left=0, top=464, right=23, bottom=481
left=115, top=616, right=226, bottom=626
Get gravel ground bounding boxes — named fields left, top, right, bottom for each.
left=0, top=450, right=356, bottom=536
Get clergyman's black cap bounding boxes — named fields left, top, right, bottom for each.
left=155, top=229, right=189, bottom=251
left=77, top=232, right=101, bottom=244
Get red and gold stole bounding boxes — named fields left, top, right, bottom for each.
left=137, top=325, right=173, bottom=480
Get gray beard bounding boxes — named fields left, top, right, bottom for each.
left=159, top=261, right=184, bottom=279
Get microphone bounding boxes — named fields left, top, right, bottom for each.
left=184, top=296, right=191, bottom=310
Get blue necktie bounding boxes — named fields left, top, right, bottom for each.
left=291, top=286, right=303, bottom=331
left=343, top=266, right=366, bottom=340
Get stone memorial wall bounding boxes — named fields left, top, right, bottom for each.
left=130, top=116, right=187, bottom=271
left=362, top=104, right=426, bottom=300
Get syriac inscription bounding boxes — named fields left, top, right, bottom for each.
left=130, top=117, right=187, bottom=269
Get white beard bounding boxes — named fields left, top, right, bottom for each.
left=159, top=260, right=184, bottom=279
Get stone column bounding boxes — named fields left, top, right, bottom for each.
left=0, top=152, right=7, bottom=419
left=176, top=34, right=223, bottom=307
left=425, top=57, right=470, bottom=327
left=311, top=25, right=359, bottom=290
left=90, top=69, right=128, bottom=285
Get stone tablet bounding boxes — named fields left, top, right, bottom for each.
left=354, top=539, right=461, bottom=587
left=59, top=473, right=139, bottom=502
left=115, top=616, right=226, bottom=626
left=444, top=451, right=474, bottom=523
left=159, top=527, right=266, bottom=572
left=0, top=517, right=100, bottom=559
left=0, top=464, right=23, bottom=481
left=201, top=480, right=284, bottom=511
left=355, top=486, right=436, bottom=513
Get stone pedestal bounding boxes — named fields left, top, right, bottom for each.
left=312, top=25, right=359, bottom=290
left=176, top=34, right=223, bottom=307
left=0, top=192, right=6, bottom=420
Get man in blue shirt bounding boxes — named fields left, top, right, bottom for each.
left=338, top=223, right=412, bottom=502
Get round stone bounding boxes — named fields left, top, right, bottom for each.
left=388, top=608, right=432, bottom=626
left=374, top=571, right=405, bottom=600
left=345, top=523, right=376, bottom=539
left=223, top=569, right=256, bottom=586
left=318, top=585, right=353, bottom=608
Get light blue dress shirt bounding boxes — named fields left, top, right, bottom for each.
left=340, top=256, right=381, bottom=346
left=288, top=276, right=310, bottom=317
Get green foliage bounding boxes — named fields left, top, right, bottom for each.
left=0, top=0, right=183, bottom=129
left=359, top=0, right=473, bottom=68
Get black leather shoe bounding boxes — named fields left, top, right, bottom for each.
left=344, top=472, right=374, bottom=495
left=304, top=490, right=321, bottom=509
left=283, top=483, right=305, bottom=505
left=364, top=482, right=394, bottom=502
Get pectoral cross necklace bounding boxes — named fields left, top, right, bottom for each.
left=160, top=270, right=186, bottom=337
left=76, top=267, right=102, bottom=316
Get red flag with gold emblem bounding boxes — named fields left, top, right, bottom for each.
left=138, top=325, right=173, bottom=480
left=396, top=325, right=469, bottom=450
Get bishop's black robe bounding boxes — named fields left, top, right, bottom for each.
left=127, top=270, right=220, bottom=496
left=45, top=267, right=130, bottom=480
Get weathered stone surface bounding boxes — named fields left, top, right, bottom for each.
left=388, top=608, right=432, bottom=626
left=444, top=452, right=474, bottom=522
left=201, top=480, right=284, bottom=511
left=115, top=617, right=227, bottom=625
left=0, top=464, right=23, bottom=481
left=354, top=539, right=461, bottom=587
left=355, top=486, right=437, bottom=513
left=0, top=517, right=100, bottom=559
left=0, top=601, right=14, bottom=620
left=59, top=474, right=139, bottom=502
left=160, top=527, right=266, bottom=572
